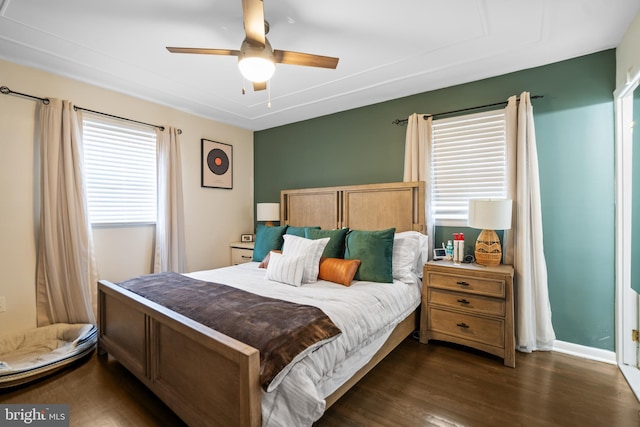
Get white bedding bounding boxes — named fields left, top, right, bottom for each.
left=186, top=261, right=421, bottom=427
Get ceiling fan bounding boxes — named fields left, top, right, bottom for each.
left=166, top=0, right=339, bottom=92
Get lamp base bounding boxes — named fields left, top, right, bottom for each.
left=474, top=229, right=502, bottom=266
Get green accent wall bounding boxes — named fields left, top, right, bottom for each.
left=436, top=227, right=504, bottom=261
left=255, top=50, right=616, bottom=351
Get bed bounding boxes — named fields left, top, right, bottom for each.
left=97, top=181, right=426, bottom=426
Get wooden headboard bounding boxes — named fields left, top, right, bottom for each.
left=280, top=181, right=425, bottom=233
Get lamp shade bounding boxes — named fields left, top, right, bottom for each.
left=257, top=203, right=280, bottom=222
left=467, top=199, right=512, bottom=230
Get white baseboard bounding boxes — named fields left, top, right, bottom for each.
left=551, top=340, right=617, bottom=365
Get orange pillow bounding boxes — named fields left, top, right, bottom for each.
left=258, top=250, right=282, bottom=268
left=318, top=257, right=361, bottom=287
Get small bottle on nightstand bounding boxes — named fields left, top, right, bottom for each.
left=445, top=240, right=454, bottom=260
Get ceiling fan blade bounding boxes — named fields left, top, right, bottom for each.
left=253, top=81, right=267, bottom=91
left=166, top=47, right=241, bottom=56
left=242, top=0, right=266, bottom=47
left=274, top=50, right=339, bottom=69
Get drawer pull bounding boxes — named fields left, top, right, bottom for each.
left=456, top=322, right=470, bottom=329
left=456, top=281, right=470, bottom=286
left=457, top=299, right=470, bottom=305
left=241, top=255, right=252, bottom=259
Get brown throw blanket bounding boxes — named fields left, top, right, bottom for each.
left=117, top=272, right=341, bottom=389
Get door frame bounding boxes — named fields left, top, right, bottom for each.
left=614, top=71, right=640, bottom=398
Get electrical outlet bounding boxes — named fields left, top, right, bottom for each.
left=0, top=296, right=6, bottom=313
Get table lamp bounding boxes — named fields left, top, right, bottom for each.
left=256, top=203, right=280, bottom=226
left=467, top=199, right=512, bottom=266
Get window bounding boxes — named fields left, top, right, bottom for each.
left=431, top=109, right=507, bottom=225
left=82, top=115, right=157, bottom=225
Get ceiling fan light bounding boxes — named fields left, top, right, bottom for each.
left=238, top=57, right=275, bottom=83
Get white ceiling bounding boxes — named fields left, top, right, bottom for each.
left=0, top=0, right=637, bottom=131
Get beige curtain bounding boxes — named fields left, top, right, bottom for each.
left=403, top=113, right=434, bottom=258
left=504, top=92, right=556, bottom=352
left=36, top=99, right=97, bottom=326
left=154, top=127, right=186, bottom=273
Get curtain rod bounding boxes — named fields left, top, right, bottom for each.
left=1, top=85, right=181, bottom=134
left=0, top=85, right=50, bottom=104
left=391, top=95, right=544, bottom=126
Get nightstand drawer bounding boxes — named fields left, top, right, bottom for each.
left=429, top=307, right=504, bottom=348
left=427, top=272, right=505, bottom=298
left=428, top=288, right=505, bottom=317
left=231, top=247, right=254, bottom=264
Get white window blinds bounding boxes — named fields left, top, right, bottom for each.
left=82, top=115, right=157, bottom=225
left=431, top=109, right=507, bottom=225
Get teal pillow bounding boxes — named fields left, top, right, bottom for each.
left=344, top=228, right=395, bottom=283
left=253, top=225, right=288, bottom=261
left=286, top=226, right=320, bottom=237
left=306, top=228, right=348, bottom=259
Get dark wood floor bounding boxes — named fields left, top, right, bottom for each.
left=2, top=337, right=639, bottom=426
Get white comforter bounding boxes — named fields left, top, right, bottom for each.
left=186, top=262, right=421, bottom=427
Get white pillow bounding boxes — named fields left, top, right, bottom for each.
left=393, top=231, right=429, bottom=282
left=266, top=251, right=305, bottom=287
left=282, top=234, right=330, bottom=283
left=392, top=234, right=420, bottom=284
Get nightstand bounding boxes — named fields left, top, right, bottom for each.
left=229, top=242, right=255, bottom=265
left=420, top=260, right=515, bottom=367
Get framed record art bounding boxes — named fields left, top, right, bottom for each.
left=201, top=139, right=233, bottom=189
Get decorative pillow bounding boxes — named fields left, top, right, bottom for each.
left=282, top=234, right=330, bottom=283
left=258, top=250, right=282, bottom=268
left=318, top=257, right=361, bottom=287
left=394, top=231, right=429, bottom=278
left=252, top=224, right=287, bottom=262
left=392, top=232, right=422, bottom=284
left=286, top=226, right=321, bottom=237
left=305, top=228, right=348, bottom=259
left=265, top=252, right=305, bottom=287
left=344, top=228, right=395, bottom=283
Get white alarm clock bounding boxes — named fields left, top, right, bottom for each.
left=433, top=247, right=446, bottom=260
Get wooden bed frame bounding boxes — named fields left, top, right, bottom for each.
left=98, top=181, right=425, bottom=427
